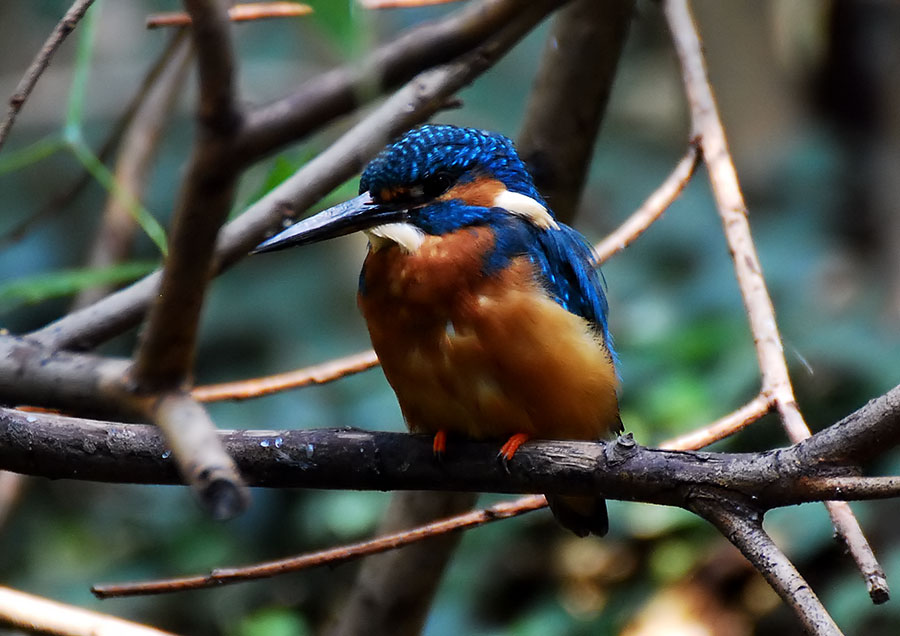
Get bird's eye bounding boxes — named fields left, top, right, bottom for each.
left=422, top=172, right=454, bottom=198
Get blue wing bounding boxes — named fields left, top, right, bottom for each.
left=531, top=224, right=616, bottom=361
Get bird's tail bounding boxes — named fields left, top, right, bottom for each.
left=546, top=494, right=609, bottom=537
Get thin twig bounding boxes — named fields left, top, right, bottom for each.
left=593, top=142, right=700, bottom=264
left=0, top=0, right=96, bottom=152
left=658, top=392, right=771, bottom=451
left=662, top=0, right=888, bottom=604
left=147, top=2, right=312, bottom=28
left=0, top=585, right=175, bottom=636
left=193, top=349, right=379, bottom=402
left=94, top=495, right=540, bottom=598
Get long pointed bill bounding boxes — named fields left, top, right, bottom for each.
left=251, top=192, right=407, bottom=254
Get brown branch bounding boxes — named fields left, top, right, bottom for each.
left=516, top=0, right=634, bottom=224
left=93, top=495, right=544, bottom=598
left=593, top=141, right=701, bottom=264
left=0, top=335, right=146, bottom=419
left=151, top=392, right=249, bottom=519
left=147, top=2, right=313, bottom=28
left=659, top=392, right=771, bottom=451
left=28, top=0, right=563, bottom=352
left=124, top=0, right=248, bottom=518
left=689, top=498, right=842, bottom=635
left=3, top=384, right=898, bottom=501
left=662, top=0, right=888, bottom=604
left=0, top=585, right=175, bottom=636
left=193, top=349, right=379, bottom=401
left=0, top=0, right=96, bottom=152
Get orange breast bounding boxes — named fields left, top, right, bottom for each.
left=358, top=227, right=620, bottom=442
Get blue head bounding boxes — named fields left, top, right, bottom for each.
left=360, top=125, right=545, bottom=206
left=252, top=125, right=556, bottom=251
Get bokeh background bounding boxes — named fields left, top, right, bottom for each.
left=1, top=1, right=899, bottom=634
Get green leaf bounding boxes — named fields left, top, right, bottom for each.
left=0, top=135, right=65, bottom=175
left=67, top=139, right=169, bottom=256
left=0, top=261, right=157, bottom=313
left=64, top=0, right=101, bottom=138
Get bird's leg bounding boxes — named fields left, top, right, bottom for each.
left=432, top=429, right=447, bottom=459
left=498, top=433, right=530, bottom=468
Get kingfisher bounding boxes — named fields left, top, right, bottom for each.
left=254, top=125, right=621, bottom=536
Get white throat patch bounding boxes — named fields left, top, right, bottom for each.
left=366, top=223, right=426, bottom=253
left=493, top=190, right=559, bottom=230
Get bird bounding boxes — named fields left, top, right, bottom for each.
left=254, top=124, right=621, bottom=537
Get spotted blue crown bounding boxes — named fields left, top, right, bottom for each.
left=360, top=125, right=546, bottom=203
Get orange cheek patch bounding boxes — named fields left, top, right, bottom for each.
left=440, top=177, right=505, bottom=208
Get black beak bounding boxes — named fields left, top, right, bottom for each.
left=252, top=192, right=407, bottom=254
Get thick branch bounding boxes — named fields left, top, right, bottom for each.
left=2, top=386, right=898, bottom=506
left=517, top=0, right=634, bottom=224
left=689, top=499, right=841, bottom=635
left=132, top=0, right=241, bottom=390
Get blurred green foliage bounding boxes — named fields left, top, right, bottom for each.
left=1, top=1, right=899, bottom=635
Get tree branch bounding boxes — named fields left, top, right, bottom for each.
left=689, top=498, right=841, bottom=635
left=0, top=0, right=97, bottom=151
left=0, top=585, right=175, bottom=636
left=516, top=0, right=634, bottom=224
left=2, top=385, right=898, bottom=504
left=662, top=0, right=888, bottom=603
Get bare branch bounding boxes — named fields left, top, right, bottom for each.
left=517, top=0, right=634, bottom=224
left=662, top=0, right=888, bottom=603
left=689, top=499, right=841, bottom=636
left=152, top=392, right=249, bottom=519
left=146, top=2, right=313, bottom=29
left=0, top=585, right=175, bottom=636
left=0, top=0, right=96, bottom=151
left=0, top=335, right=145, bottom=419
left=593, top=141, right=700, bottom=263
left=2, top=385, right=898, bottom=502
left=194, top=349, right=379, bottom=401
left=132, top=0, right=242, bottom=389
left=93, top=495, right=544, bottom=598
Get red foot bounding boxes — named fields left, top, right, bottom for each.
left=432, top=430, right=447, bottom=458
left=498, top=433, right=530, bottom=462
